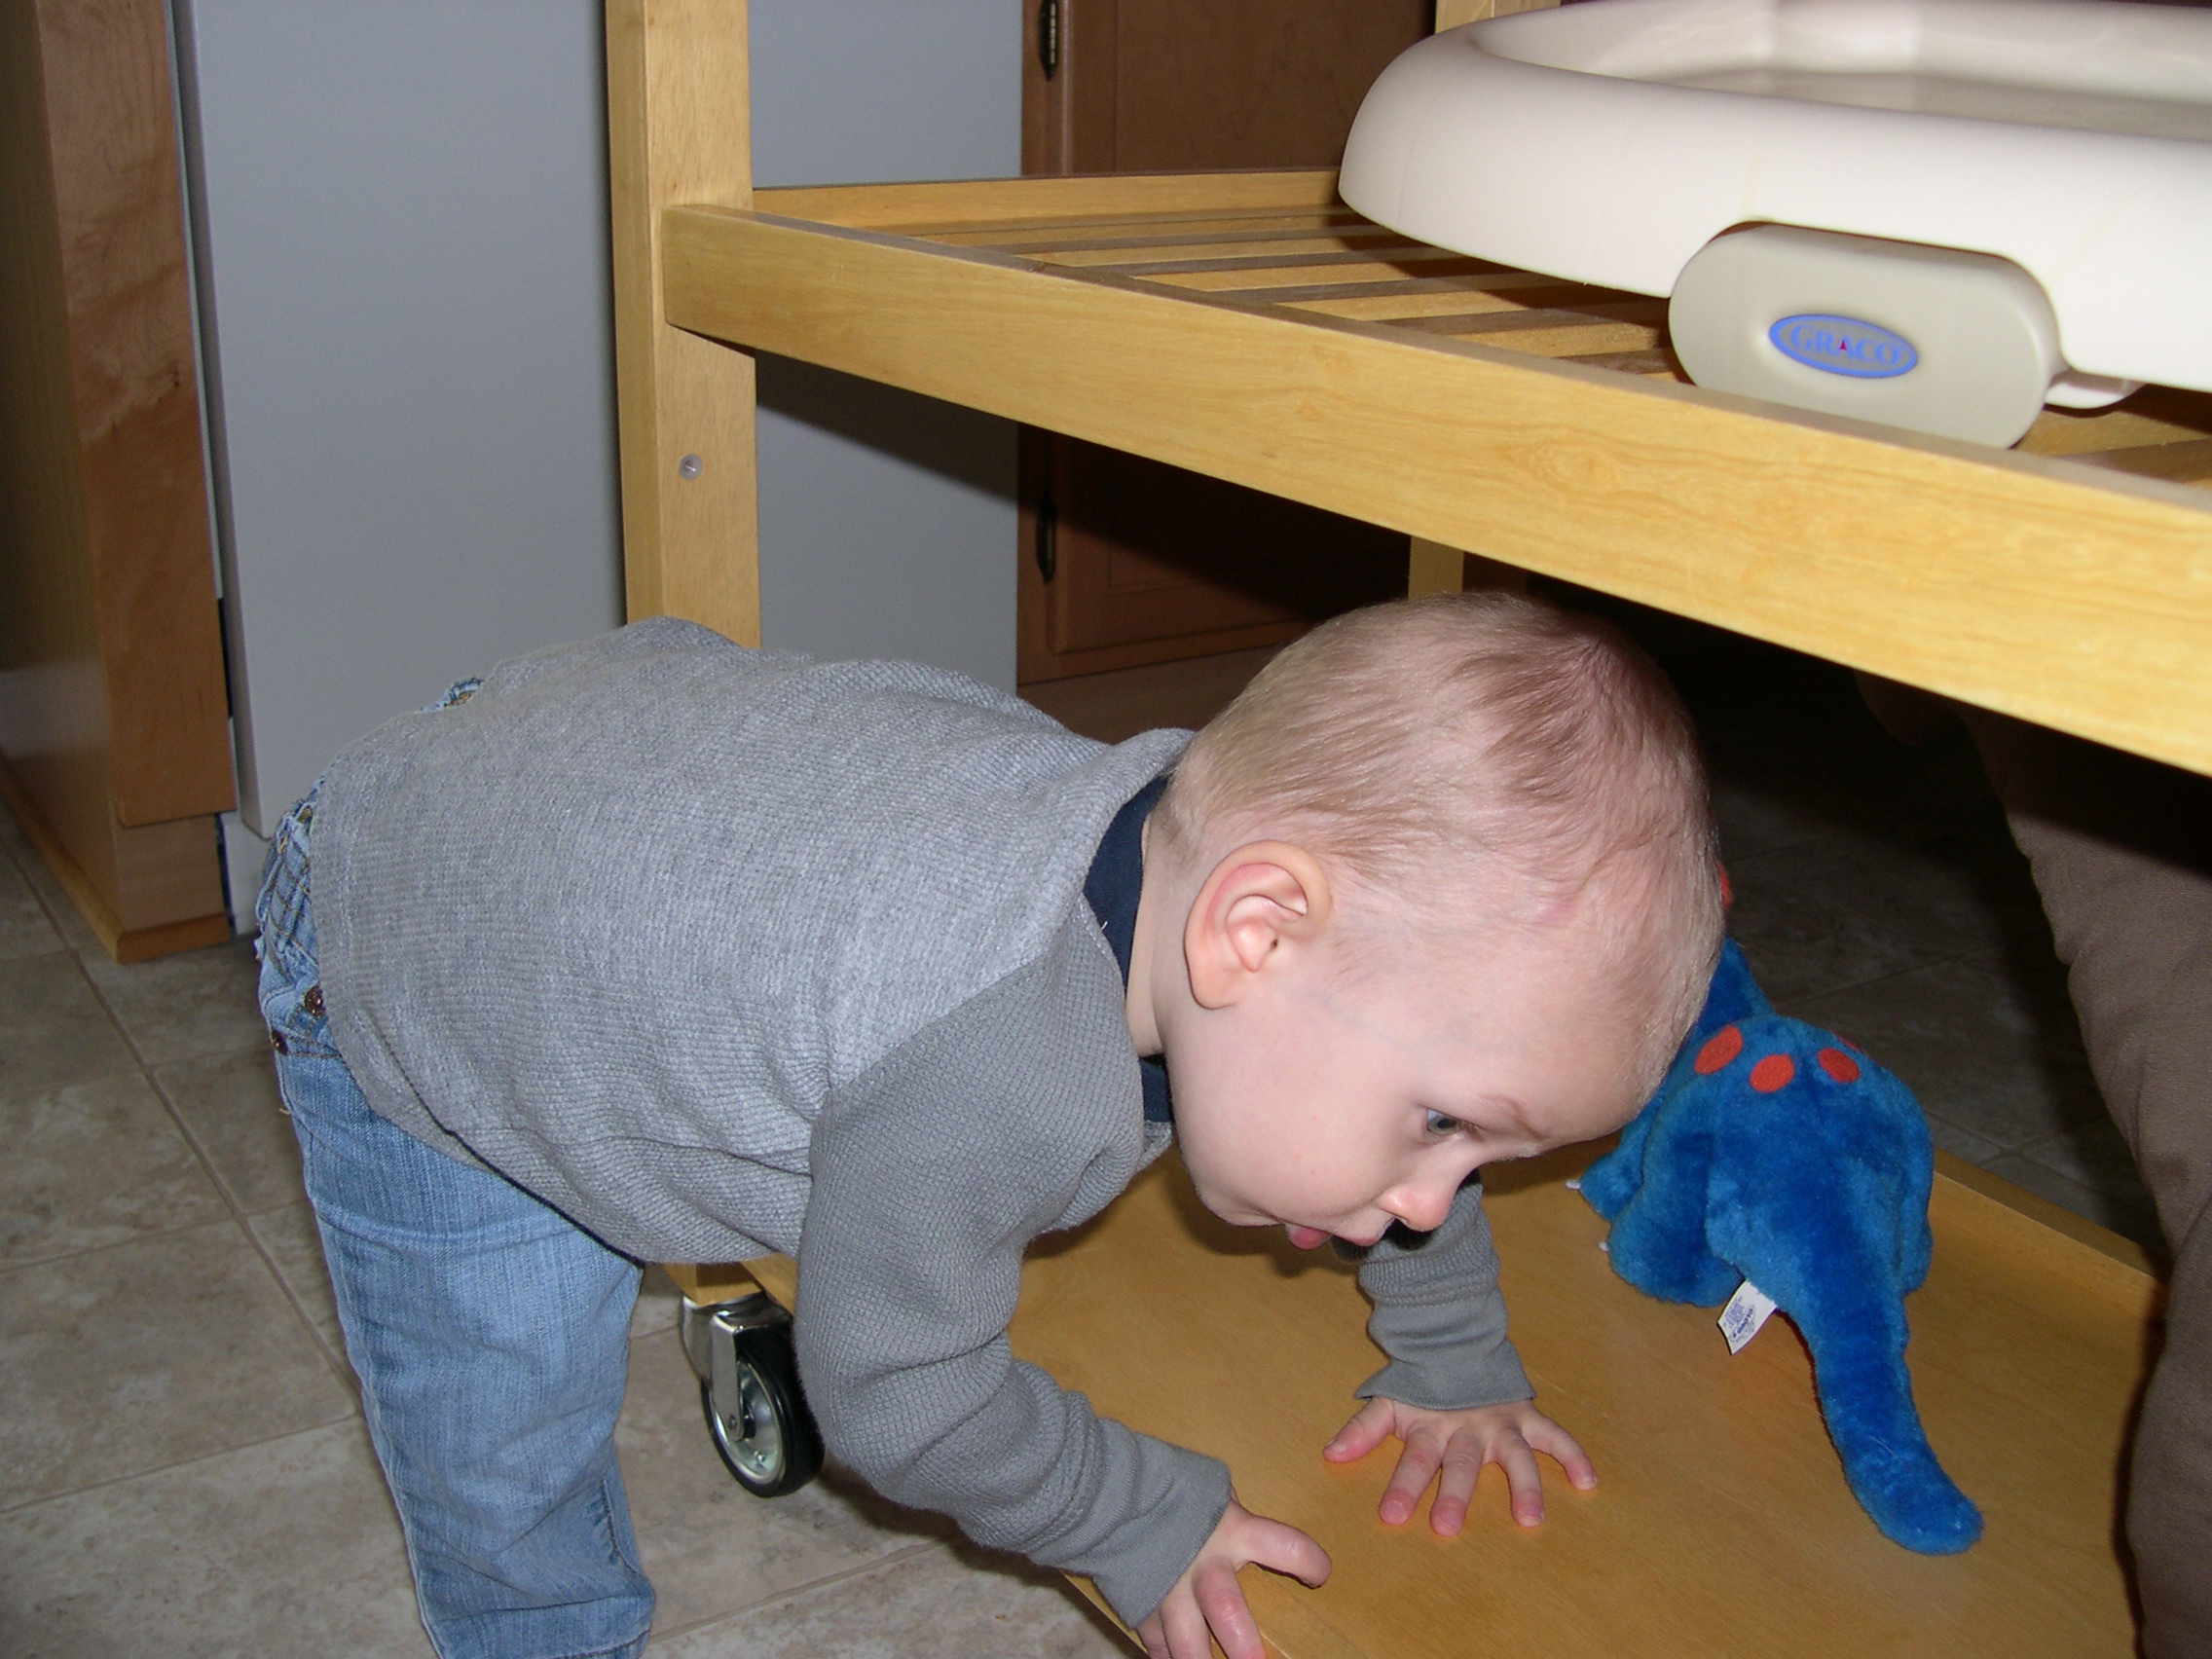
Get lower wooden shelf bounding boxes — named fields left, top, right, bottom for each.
left=708, top=1145, right=2153, bottom=1659
left=658, top=168, right=2212, bottom=778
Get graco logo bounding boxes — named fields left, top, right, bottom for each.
left=1768, top=314, right=1918, bottom=379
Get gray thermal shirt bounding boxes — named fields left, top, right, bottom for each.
left=310, top=617, right=1529, bottom=1625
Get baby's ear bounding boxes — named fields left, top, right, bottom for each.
left=1183, top=842, right=1332, bottom=1010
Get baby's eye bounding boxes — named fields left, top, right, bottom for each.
left=1424, top=1111, right=1468, bottom=1139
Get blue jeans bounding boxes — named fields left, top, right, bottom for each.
left=256, top=790, right=654, bottom=1659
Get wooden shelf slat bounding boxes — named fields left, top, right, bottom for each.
left=1039, top=237, right=1420, bottom=271
left=1283, top=276, right=1581, bottom=317
left=753, top=166, right=1343, bottom=232
left=975, top=223, right=1408, bottom=257
left=1092, top=245, right=1473, bottom=280
left=660, top=182, right=2212, bottom=777
left=1151, top=256, right=1497, bottom=293
left=1229, top=273, right=1531, bottom=306
left=1384, top=299, right=1666, bottom=336
left=917, top=208, right=1369, bottom=246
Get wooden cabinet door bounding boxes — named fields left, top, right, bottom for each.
left=1, top=0, right=234, bottom=958
left=1019, top=429, right=1408, bottom=673
left=1017, top=0, right=1431, bottom=682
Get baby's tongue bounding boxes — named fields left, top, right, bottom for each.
left=1286, top=1225, right=1330, bottom=1250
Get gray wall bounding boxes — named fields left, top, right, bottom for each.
left=175, top=0, right=625, bottom=838
left=179, top=0, right=1021, bottom=906
left=751, top=0, right=1022, bottom=688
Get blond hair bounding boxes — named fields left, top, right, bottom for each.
left=1156, top=592, right=1720, bottom=1067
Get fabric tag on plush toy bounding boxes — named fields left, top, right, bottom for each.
left=1718, top=1279, right=1779, bottom=1353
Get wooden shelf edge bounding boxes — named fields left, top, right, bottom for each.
left=661, top=201, right=2212, bottom=779
left=1933, top=1150, right=2163, bottom=1284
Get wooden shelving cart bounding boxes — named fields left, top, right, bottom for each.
left=611, top=3, right=2210, bottom=1653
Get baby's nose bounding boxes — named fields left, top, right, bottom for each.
left=1385, top=1186, right=1455, bottom=1234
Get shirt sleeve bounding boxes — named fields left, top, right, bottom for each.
left=1351, top=1178, right=1532, bottom=1410
left=793, top=921, right=1231, bottom=1628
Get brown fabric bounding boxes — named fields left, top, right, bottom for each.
left=1958, top=710, right=2212, bottom=1659
left=1855, top=674, right=2212, bottom=1655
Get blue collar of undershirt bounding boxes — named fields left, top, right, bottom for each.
left=1084, top=774, right=1174, bottom=1125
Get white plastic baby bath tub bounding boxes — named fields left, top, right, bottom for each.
left=1339, top=0, right=2212, bottom=444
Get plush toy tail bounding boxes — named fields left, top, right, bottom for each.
left=1790, top=1249, right=1983, bottom=1554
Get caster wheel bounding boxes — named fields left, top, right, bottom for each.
left=683, top=1296, right=824, bottom=1497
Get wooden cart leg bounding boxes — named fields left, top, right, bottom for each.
left=1408, top=536, right=1530, bottom=598
left=1407, top=7, right=1554, bottom=604
left=1437, top=0, right=1560, bottom=28
left=606, top=0, right=761, bottom=643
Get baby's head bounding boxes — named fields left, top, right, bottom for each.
left=1131, top=591, right=1721, bottom=1246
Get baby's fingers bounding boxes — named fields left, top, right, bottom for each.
left=1238, top=1514, right=1333, bottom=1589
left=1133, top=1598, right=1176, bottom=1659
left=1428, top=1437, right=1489, bottom=1537
left=1153, top=1585, right=1214, bottom=1659
left=1499, top=1437, right=1548, bottom=1528
left=1526, top=1414, right=1600, bottom=1492
left=1380, top=1426, right=1447, bottom=1527
left=1193, top=1560, right=1263, bottom=1659
left=1322, top=1398, right=1395, bottom=1463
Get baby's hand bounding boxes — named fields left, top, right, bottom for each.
left=1323, top=1397, right=1597, bottom=1534
left=1134, top=1498, right=1330, bottom=1659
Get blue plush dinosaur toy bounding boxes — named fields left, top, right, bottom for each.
left=1580, top=938, right=1983, bottom=1554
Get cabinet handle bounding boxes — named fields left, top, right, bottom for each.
left=1035, top=494, right=1057, bottom=583
left=1037, top=0, right=1060, bottom=80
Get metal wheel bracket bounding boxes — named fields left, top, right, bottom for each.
left=679, top=1290, right=789, bottom=1383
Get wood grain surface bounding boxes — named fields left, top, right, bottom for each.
left=1101, top=0, right=1434, bottom=173
left=730, top=1146, right=2151, bottom=1658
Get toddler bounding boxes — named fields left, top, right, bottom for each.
left=255, top=590, right=1719, bottom=1659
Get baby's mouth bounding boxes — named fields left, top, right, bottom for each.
left=1285, top=1225, right=1331, bottom=1250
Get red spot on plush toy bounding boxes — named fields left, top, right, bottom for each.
left=1695, top=1025, right=1743, bottom=1074
left=1817, top=1048, right=1862, bottom=1084
left=1750, top=1053, right=1796, bottom=1093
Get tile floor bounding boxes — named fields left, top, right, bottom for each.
left=0, top=806, right=1129, bottom=1659
left=0, top=611, right=2163, bottom=1657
